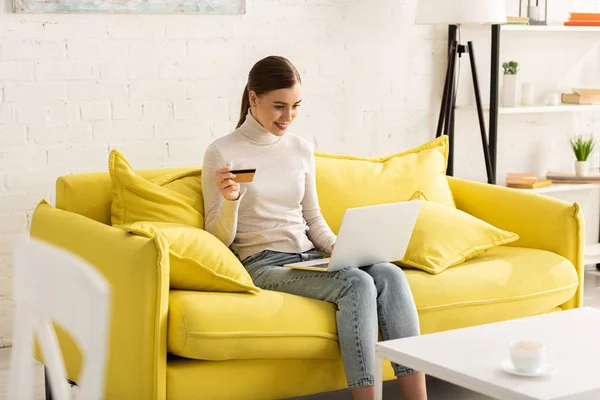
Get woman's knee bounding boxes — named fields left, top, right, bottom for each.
left=369, top=263, right=410, bottom=289
left=337, top=268, right=376, bottom=300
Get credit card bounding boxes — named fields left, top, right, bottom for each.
left=230, top=168, right=256, bottom=183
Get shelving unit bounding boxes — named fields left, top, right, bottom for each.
left=453, top=23, right=600, bottom=185
left=466, top=24, right=600, bottom=266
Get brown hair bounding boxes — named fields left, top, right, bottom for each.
left=236, top=56, right=302, bottom=129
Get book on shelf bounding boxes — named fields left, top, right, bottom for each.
left=547, top=172, right=600, bottom=183
left=506, top=173, right=551, bottom=189
left=507, top=180, right=552, bottom=189
left=574, top=88, right=600, bottom=96
left=564, top=20, right=600, bottom=26
left=507, top=16, right=529, bottom=24
left=569, top=12, right=600, bottom=21
left=562, top=92, right=600, bottom=105
left=564, top=12, right=600, bottom=26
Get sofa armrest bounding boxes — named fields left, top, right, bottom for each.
left=30, top=201, right=169, bottom=400
left=448, top=177, right=584, bottom=309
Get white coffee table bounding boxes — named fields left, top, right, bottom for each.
left=375, top=307, right=600, bottom=400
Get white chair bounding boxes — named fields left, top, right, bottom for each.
left=9, top=237, right=111, bottom=400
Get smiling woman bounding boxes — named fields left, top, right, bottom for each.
left=200, top=55, right=428, bottom=400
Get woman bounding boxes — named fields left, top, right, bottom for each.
left=202, top=56, right=427, bottom=400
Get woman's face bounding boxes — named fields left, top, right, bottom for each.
left=249, top=83, right=302, bottom=136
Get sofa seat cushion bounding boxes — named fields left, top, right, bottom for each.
left=168, top=247, right=578, bottom=362
left=168, top=289, right=339, bottom=361
left=410, top=246, right=579, bottom=333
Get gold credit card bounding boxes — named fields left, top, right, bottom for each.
left=231, top=168, right=256, bottom=183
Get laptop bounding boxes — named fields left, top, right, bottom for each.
left=284, top=200, right=422, bottom=272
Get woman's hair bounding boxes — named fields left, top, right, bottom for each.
left=236, top=56, right=302, bottom=129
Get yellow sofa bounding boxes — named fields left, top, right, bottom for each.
left=30, top=168, right=583, bottom=400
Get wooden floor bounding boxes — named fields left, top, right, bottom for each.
left=2, top=265, right=600, bottom=400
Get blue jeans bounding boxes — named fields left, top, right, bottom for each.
left=242, top=249, right=420, bottom=389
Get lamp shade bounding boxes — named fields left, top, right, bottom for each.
left=415, top=0, right=507, bottom=25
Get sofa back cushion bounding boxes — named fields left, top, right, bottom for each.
left=56, top=167, right=190, bottom=225
left=56, top=137, right=451, bottom=229
left=314, top=136, right=454, bottom=234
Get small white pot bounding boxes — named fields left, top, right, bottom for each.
left=502, top=74, right=520, bottom=107
left=575, top=161, right=589, bottom=177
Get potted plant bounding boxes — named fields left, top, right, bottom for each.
left=570, top=135, right=597, bottom=177
left=502, top=61, right=519, bottom=107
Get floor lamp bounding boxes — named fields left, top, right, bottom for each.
left=415, top=0, right=507, bottom=184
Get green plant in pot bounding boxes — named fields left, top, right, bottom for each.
left=570, top=135, right=597, bottom=177
left=502, top=61, right=519, bottom=107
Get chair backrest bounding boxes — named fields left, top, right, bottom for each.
left=9, top=237, right=111, bottom=400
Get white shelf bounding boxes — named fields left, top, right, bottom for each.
left=502, top=25, right=600, bottom=33
left=500, top=104, right=600, bottom=114
left=456, top=104, right=600, bottom=114
left=585, top=243, right=600, bottom=265
left=529, top=183, right=600, bottom=194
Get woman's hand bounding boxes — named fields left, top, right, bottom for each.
left=216, top=166, right=241, bottom=201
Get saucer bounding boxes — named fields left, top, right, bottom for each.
left=500, top=360, right=557, bottom=377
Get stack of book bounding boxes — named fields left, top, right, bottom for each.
left=564, top=12, right=600, bottom=26
left=507, top=16, right=529, bottom=25
left=506, top=173, right=552, bottom=189
left=562, top=88, right=600, bottom=105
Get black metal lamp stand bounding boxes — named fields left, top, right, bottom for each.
left=437, top=25, right=496, bottom=184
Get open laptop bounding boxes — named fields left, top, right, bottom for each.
left=284, top=200, right=422, bottom=272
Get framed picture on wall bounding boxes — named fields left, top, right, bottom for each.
left=14, top=0, right=246, bottom=14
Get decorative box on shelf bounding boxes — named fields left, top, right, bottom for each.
left=562, top=89, right=600, bottom=105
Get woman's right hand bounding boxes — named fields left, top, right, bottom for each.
left=216, top=166, right=241, bottom=201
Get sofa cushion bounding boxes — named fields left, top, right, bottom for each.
left=399, top=192, right=519, bottom=274
left=409, top=246, right=579, bottom=333
left=168, top=247, right=578, bottom=362
left=168, top=289, right=339, bottom=361
left=123, top=221, right=259, bottom=293
left=314, top=136, right=454, bottom=233
left=109, top=149, right=204, bottom=228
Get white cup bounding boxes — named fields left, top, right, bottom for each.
left=510, top=341, right=547, bottom=373
left=546, top=93, right=561, bottom=106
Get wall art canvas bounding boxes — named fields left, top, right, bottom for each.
left=14, top=0, right=245, bottom=14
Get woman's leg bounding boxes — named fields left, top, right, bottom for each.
left=362, top=263, right=427, bottom=400
left=243, top=250, right=380, bottom=393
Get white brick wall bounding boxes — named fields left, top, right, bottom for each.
left=0, top=0, right=599, bottom=346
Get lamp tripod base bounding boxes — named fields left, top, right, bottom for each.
left=437, top=29, right=494, bottom=184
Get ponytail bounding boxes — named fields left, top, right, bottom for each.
left=236, top=84, right=250, bottom=129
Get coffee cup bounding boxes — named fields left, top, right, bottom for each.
left=509, top=341, right=546, bottom=373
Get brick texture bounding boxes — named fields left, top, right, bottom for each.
left=0, top=0, right=598, bottom=348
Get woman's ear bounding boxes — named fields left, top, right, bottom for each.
left=249, top=90, right=258, bottom=107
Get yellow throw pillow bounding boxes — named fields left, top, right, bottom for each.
left=123, top=221, right=260, bottom=293
left=315, top=136, right=454, bottom=234
left=399, top=191, right=519, bottom=274
left=109, top=149, right=204, bottom=228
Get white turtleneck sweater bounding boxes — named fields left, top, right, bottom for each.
left=202, top=111, right=337, bottom=262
